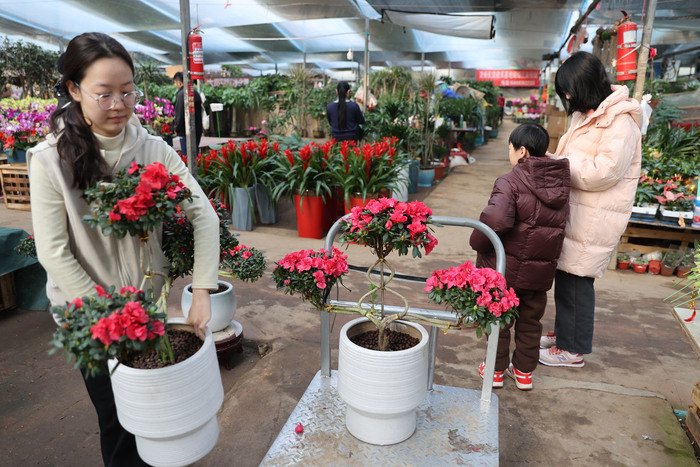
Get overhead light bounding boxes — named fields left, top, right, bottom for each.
left=347, top=49, right=354, bottom=61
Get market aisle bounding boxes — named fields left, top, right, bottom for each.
left=0, top=119, right=697, bottom=465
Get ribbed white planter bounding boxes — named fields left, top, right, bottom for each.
left=181, top=280, right=236, bottom=333
left=337, top=317, right=429, bottom=445
left=108, top=318, right=224, bottom=467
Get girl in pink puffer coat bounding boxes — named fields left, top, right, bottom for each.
left=539, top=52, right=642, bottom=368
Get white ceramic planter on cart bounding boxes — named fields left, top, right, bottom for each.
left=337, top=317, right=429, bottom=445
left=108, top=318, right=224, bottom=467
left=181, top=280, right=236, bottom=333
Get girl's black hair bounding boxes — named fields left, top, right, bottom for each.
left=337, top=81, right=351, bottom=131
left=509, top=122, right=549, bottom=158
left=555, top=51, right=612, bottom=116
left=50, top=32, right=134, bottom=190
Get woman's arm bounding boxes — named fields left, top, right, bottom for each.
left=162, top=147, right=219, bottom=338
left=29, top=155, right=98, bottom=300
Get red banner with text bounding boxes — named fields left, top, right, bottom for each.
left=477, top=69, right=540, bottom=88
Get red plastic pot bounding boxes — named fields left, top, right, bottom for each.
left=632, top=263, right=648, bottom=273
left=617, top=261, right=631, bottom=270
left=294, top=193, right=324, bottom=239
left=648, top=260, right=661, bottom=275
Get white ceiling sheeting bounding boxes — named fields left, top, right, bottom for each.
left=0, top=0, right=698, bottom=76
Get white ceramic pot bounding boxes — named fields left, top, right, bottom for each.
left=337, top=317, right=429, bottom=445
left=181, top=280, right=236, bottom=333
left=108, top=318, right=224, bottom=466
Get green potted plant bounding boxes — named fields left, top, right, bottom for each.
left=661, top=249, right=682, bottom=276
left=631, top=174, right=661, bottom=221
left=617, top=253, right=631, bottom=270
left=656, top=177, right=695, bottom=225
left=632, top=256, right=649, bottom=273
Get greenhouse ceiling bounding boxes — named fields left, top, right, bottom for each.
left=1, top=0, right=699, bottom=75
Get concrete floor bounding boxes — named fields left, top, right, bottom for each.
left=1, top=119, right=699, bottom=466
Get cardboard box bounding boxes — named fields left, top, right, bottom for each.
left=547, top=111, right=569, bottom=138
left=548, top=136, right=560, bottom=154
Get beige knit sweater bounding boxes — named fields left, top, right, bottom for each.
left=28, top=115, right=219, bottom=306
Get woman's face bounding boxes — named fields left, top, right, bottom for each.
left=67, top=57, right=135, bottom=137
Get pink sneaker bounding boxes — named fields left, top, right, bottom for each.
left=538, top=345, right=584, bottom=367
left=506, top=363, right=533, bottom=390
left=540, top=331, right=556, bottom=348
left=478, top=361, right=504, bottom=388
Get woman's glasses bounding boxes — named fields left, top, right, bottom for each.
left=75, top=83, right=142, bottom=110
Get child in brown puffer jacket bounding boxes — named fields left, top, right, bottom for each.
left=470, top=122, right=570, bottom=390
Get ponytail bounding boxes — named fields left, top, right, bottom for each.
left=337, top=81, right=351, bottom=131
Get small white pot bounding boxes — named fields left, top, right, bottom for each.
left=108, top=318, right=224, bottom=466
left=337, top=317, right=429, bottom=445
left=181, top=280, right=236, bottom=333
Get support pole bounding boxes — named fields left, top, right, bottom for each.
left=179, top=0, right=198, bottom=174
left=363, top=19, right=370, bottom=112
left=633, top=0, right=658, bottom=101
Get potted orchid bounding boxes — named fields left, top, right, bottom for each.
left=134, top=97, right=176, bottom=145
left=50, top=161, right=224, bottom=465
left=0, top=98, right=56, bottom=163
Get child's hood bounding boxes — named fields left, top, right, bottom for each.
left=513, top=157, right=570, bottom=209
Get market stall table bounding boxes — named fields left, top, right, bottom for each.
left=0, top=227, right=49, bottom=311
left=618, top=218, right=699, bottom=256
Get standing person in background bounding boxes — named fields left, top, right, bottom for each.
left=471, top=122, right=570, bottom=390
left=497, top=93, right=505, bottom=125
left=326, top=81, right=365, bottom=143
left=28, top=32, right=219, bottom=465
left=539, top=51, right=642, bottom=368
left=173, top=71, right=203, bottom=156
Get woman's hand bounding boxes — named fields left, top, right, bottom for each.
left=186, top=288, right=212, bottom=340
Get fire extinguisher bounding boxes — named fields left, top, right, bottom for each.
left=189, top=27, right=204, bottom=80
left=616, top=10, right=637, bottom=81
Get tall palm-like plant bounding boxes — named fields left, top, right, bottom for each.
left=416, top=71, right=442, bottom=168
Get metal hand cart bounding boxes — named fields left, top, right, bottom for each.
left=260, top=216, right=505, bottom=465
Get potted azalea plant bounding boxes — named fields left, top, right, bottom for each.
left=51, top=161, right=225, bottom=465
left=164, top=199, right=267, bottom=332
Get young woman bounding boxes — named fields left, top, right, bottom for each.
left=538, top=51, right=642, bottom=368
left=326, top=81, right=365, bottom=143
left=28, top=32, right=219, bottom=465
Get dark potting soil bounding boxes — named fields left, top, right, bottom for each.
left=122, top=330, right=203, bottom=370
left=187, top=283, right=228, bottom=294
left=350, top=329, right=419, bottom=351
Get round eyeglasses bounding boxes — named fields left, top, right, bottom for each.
left=75, top=83, right=143, bottom=110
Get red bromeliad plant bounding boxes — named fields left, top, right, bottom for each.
left=82, top=161, right=193, bottom=240
left=271, top=139, right=337, bottom=205
left=271, top=247, right=349, bottom=311
left=334, top=137, right=408, bottom=203
left=49, top=285, right=168, bottom=378
left=425, top=261, right=519, bottom=338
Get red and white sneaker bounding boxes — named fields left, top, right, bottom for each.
left=478, top=361, right=504, bottom=388
left=506, top=363, right=533, bottom=390
left=540, top=331, right=556, bottom=348
left=538, top=345, right=584, bottom=367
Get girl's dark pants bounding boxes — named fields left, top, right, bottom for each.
left=496, top=289, right=547, bottom=373
left=81, top=369, right=150, bottom=467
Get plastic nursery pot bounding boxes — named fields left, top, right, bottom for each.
left=647, top=260, right=662, bottom=275
left=660, top=264, right=676, bottom=277
left=631, top=263, right=648, bottom=273
left=676, top=266, right=691, bottom=278
left=617, top=261, right=631, bottom=270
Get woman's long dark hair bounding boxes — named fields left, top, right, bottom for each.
left=555, top=51, right=612, bottom=116
left=336, top=81, right=351, bottom=131
left=50, top=32, right=135, bottom=189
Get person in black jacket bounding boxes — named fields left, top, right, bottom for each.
left=173, top=72, right=202, bottom=155
left=326, top=81, right=364, bottom=143
left=470, top=122, right=570, bottom=390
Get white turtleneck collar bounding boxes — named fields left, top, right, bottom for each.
left=94, top=129, right=126, bottom=169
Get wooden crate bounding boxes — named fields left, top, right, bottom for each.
left=0, top=273, right=17, bottom=311
left=0, top=164, right=30, bottom=211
